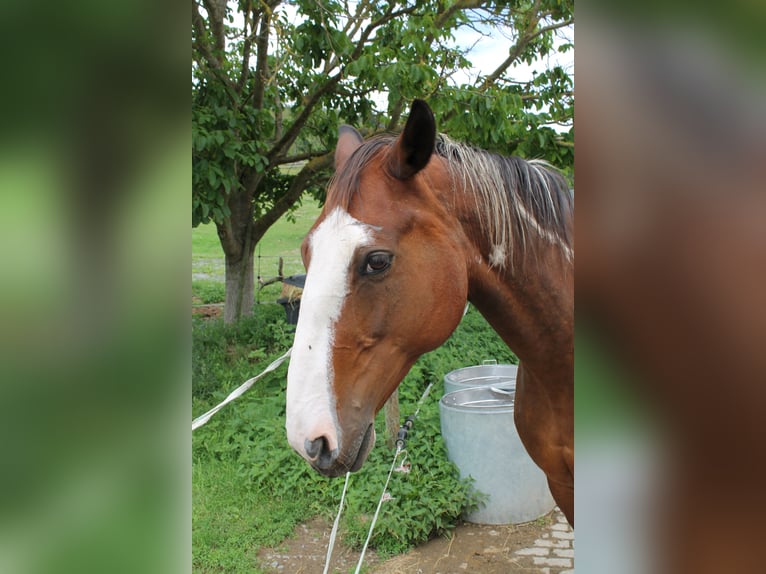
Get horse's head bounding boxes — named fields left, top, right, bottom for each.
left=285, top=100, right=469, bottom=476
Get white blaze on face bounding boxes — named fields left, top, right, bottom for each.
left=285, top=208, right=373, bottom=461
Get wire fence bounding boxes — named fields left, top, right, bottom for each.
left=191, top=250, right=305, bottom=308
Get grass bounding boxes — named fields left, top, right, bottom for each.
left=192, top=201, right=323, bottom=571
left=193, top=458, right=307, bottom=574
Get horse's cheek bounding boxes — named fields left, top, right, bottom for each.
left=413, top=277, right=467, bottom=352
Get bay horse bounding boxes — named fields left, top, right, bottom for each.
left=285, top=99, right=574, bottom=524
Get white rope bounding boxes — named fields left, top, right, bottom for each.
left=322, top=471, right=351, bottom=574
left=191, top=347, right=292, bottom=431
left=323, top=382, right=434, bottom=573
left=354, top=446, right=405, bottom=574
left=412, top=381, right=433, bottom=420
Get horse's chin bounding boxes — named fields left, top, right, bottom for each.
left=349, top=423, right=375, bottom=472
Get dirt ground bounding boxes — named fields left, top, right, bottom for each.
left=192, top=301, right=223, bottom=319
left=258, top=510, right=566, bottom=574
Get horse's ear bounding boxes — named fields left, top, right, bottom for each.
left=336, top=125, right=364, bottom=171
left=388, top=99, right=436, bottom=180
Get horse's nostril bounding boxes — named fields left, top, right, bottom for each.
left=304, top=436, right=339, bottom=471
left=304, top=436, right=328, bottom=461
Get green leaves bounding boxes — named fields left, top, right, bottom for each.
left=192, top=95, right=284, bottom=227
left=192, top=0, right=574, bottom=318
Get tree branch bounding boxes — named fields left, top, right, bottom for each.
left=352, top=5, right=418, bottom=60
left=251, top=6, right=272, bottom=109
left=265, top=3, right=420, bottom=163
left=478, top=14, right=541, bottom=91
left=201, top=0, right=226, bottom=52
left=252, top=153, right=334, bottom=244
left=265, top=72, right=342, bottom=165
left=434, top=0, right=484, bottom=28
left=478, top=15, right=573, bottom=92
left=343, top=0, right=371, bottom=37
left=273, top=75, right=284, bottom=141
left=272, top=150, right=329, bottom=165
left=527, top=17, right=575, bottom=45
left=192, top=0, right=239, bottom=103
left=236, top=0, right=255, bottom=93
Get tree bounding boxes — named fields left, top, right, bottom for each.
left=192, top=0, right=574, bottom=322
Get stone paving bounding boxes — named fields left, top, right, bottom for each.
left=513, top=508, right=574, bottom=573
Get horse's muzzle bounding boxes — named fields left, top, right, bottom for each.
left=306, top=423, right=375, bottom=477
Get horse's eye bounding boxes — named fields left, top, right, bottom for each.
left=363, top=251, right=392, bottom=275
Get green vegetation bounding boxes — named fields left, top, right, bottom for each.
left=193, top=458, right=301, bottom=574
left=191, top=280, right=224, bottom=304
left=192, top=305, right=517, bottom=571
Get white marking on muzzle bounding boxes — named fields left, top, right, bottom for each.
left=285, top=208, right=373, bottom=462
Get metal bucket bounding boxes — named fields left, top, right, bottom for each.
left=439, top=386, right=555, bottom=524
left=443, top=363, right=518, bottom=395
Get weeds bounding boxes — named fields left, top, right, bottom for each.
left=192, top=279, right=225, bottom=303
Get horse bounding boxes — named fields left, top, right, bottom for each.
left=285, top=99, right=574, bottom=525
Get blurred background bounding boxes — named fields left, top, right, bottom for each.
left=576, top=1, right=766, bottom=572
left=0, top=1, right=188, bottom=573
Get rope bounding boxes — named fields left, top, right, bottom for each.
left=191, top=347, right=292, bottom=431
left=322, top=471, right=351, bottom=574
left=354, top=381, right=435, bottom=571
left=354, top=446, right=405, bottom=574
left=412, top=381, right=434, bottom=420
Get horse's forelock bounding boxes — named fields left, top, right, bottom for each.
left=327, top=135, right=396, bottom=210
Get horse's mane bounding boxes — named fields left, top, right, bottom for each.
left=435, top=135, right=573, bottom=267
left=328, top=133, right=573, bottom=269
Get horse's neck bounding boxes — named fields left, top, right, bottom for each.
left=466, top=248, right=573, bottom=380
left=430, top=159, right=573, bottom=377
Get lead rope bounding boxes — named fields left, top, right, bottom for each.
left=191, top=348, right=292, bottom=431
left=320, top=381, right=435, bottom=574
left=354, top=381, right=434, bottom=573
left=322, top=470, right=351, bottom=574
left=353, top=445, right=405, bottom=574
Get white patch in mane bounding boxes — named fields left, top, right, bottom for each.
left=285, top=208, right=373, bottom=462
left=489, top=244, right=507, bottom=267
left=515, top=200, right=574, bottom=263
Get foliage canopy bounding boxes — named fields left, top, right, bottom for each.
left=192, top=0, right=574, bottom=320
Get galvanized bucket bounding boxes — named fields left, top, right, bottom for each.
left=439, top=386, right=555, bottom=524
left=443, top=362, right=518, bottom=395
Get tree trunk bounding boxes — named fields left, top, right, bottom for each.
left=216, top=154, right=332, bottom=323
left=223, top=238, right=256, bottom=323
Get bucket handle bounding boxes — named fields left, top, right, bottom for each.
left=490, top=386, right=514, bottom=395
